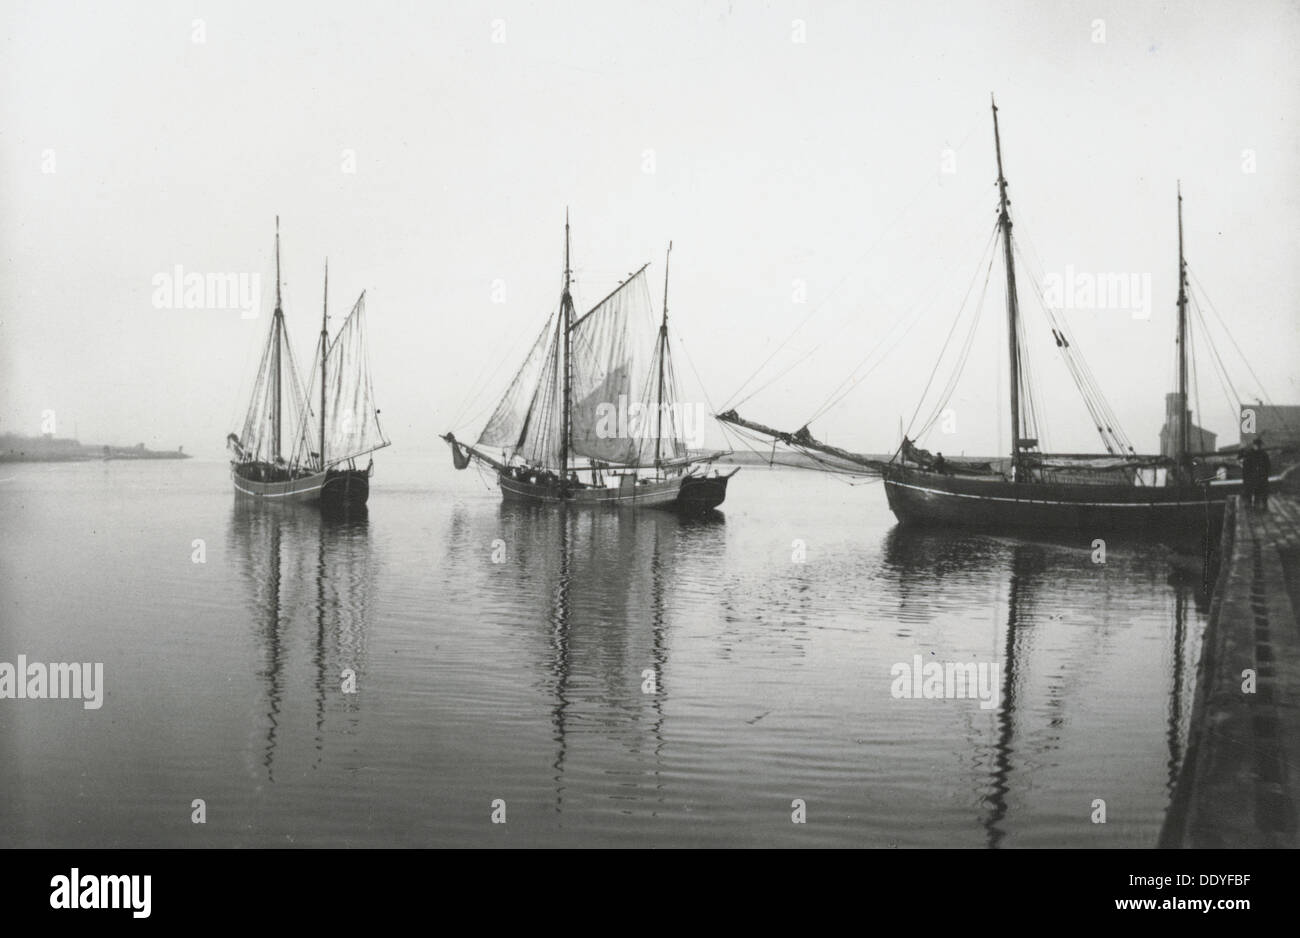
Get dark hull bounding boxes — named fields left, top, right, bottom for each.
left=675, top=475, right=730, bottom=513
left=496, top=469, right=730, bottom=513
left=320, top=468, right=371, bottom=509
left=883, top=465, right=1237, bottom=538
left=232, top=464, right=371, bottom=508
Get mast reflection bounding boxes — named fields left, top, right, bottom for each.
left=228, top=501, right=372, bottom=781
left=494, top=503, right=721, bottom=817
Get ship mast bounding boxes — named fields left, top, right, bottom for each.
left=655, top=242, right=672, bottom=469
left=992, top=96, right=1023, bottom=479
left=320, top=259, right=328, bottom=470
left=1176, top=182, right=1189, bottom=472
left=272, top=216, right=282, bottom=463
left=560, top=210, right=573, bottom=479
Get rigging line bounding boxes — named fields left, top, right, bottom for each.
left=731, top=181, right=997, bottom=415
left=1013, top=239, right=1131, bottom=452
left=1191, top=294, right=1240, bottom=408
left=805, top=299, right=929, bottom=426
left=1187, top=308, right=1206, bottom=454
left=1191, top=294, right=1242, bottom=428
left=1188, top=267, right=1278, bottom=409
left=912, top=223, right=999, bottom=439
left=916, top=251, right=994, bottom=439
left=1195, top=301, right=1242, bottom=432
left=801, top=242, right=960, bottom=426
left=1020, top=270, right=1119, bottom=452
left=1013, top=241, right=1092, bottom=444
left=451, top=302, right=560, bottom=431
left=730, top=346, right=823, bottom=411
left=720, top=169, right=958, bottom=412
left=1015, top=308, right=1048, bottom=451
left=903, top=221, right=1000, bottom=442
left=462, top=313, right=558, bottom=436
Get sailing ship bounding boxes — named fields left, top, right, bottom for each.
left=443, top=216, right=736, bottom=513
left=720, top=98, right=1276, bottom=538
left=228, top=219, right=389, bottom=508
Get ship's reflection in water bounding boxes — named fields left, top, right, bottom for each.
left=490, top=502, right=715, bottom=824
left=218, top=470, right=1204, bottom=847
left=1, top=463, right=1210, bottom=847
left=227, top=501, right=372, bottom=783
left=879, top=525, right=1204, bottom=848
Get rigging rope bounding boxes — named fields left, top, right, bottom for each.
left=900, top=221, right=1000, bottom=445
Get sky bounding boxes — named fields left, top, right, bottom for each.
left=2, top=0, right=1297, bottom=460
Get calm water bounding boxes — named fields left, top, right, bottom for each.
left=0, top=456, right=1207, bottom=847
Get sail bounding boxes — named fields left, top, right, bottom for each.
left=468, top=254, right=695, bottom=472
left=238, top=311, right=310, bottom=465
left=476, top=315, right=556, bottom=457
left=304, top=292, right=388, bottom=466
left=512, top=322, right=566, bottom=468
left=569, top=268, right=658, bottom=464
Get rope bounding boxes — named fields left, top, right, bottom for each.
left=901, top=221, right=1000, bottom=444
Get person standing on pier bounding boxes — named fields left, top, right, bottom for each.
left=1240, top=437, right=1271, bottom=511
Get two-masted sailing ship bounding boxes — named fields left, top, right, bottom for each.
left=228, top=219, right=389, bottom=508
left=443, top=216, right=736, bottom=513
left=721, top=98, right=1264, bottom=538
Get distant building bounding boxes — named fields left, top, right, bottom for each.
left=1159, top=392, right=1216, bottom=457
left=1238, top=403, right=1300, bottom=449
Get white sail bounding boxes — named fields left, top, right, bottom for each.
left=569, top=269, right=658, bottom=464
left=238, top=311, right=311, bottom=465
left=295, top=292, right=388, bottom=468
left=477, top=316, right=556, bottom=457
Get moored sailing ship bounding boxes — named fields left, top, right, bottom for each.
left=228, top=220, right=389, bottom=508
left=720, top=98, right=1284, bottom=539
left=443, top=216, right=736, bottom=513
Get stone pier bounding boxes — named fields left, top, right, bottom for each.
left=1160, top=493, right=1300, bottom=847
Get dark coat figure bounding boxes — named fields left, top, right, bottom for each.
left=933, top=453, right=947, bottom=474
left=1240, top=439, right=1271, bottom=509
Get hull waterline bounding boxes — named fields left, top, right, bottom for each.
left=231, top=465, right=371, bottom=508
left=496, top=469, right=730, bottom=514
left=883, top=465, right=1237, bottom=537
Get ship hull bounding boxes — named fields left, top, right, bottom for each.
left=232, top=465, right=371, bottom=508
left=883, top=465, right=1239, bottom=537
left=320, top=468, right=371, bottom=509
left=675, top=474, right=731, bottom=513
left=497, top=470, right=729, bottom=513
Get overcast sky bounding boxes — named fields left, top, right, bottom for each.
left=3, top=0, right=1297, bottom=460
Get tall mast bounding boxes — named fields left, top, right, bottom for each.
left=655, top=241, right=672, bottom=468
left=320, top=259, right=328, bottom=470
left=1176, top=182, right=1189, bottom=470
left=272, top=216, right=282, bottom=462
left=992, top=96, right=1023, bottom=476
left=560, top=210, right=573, bottom=477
